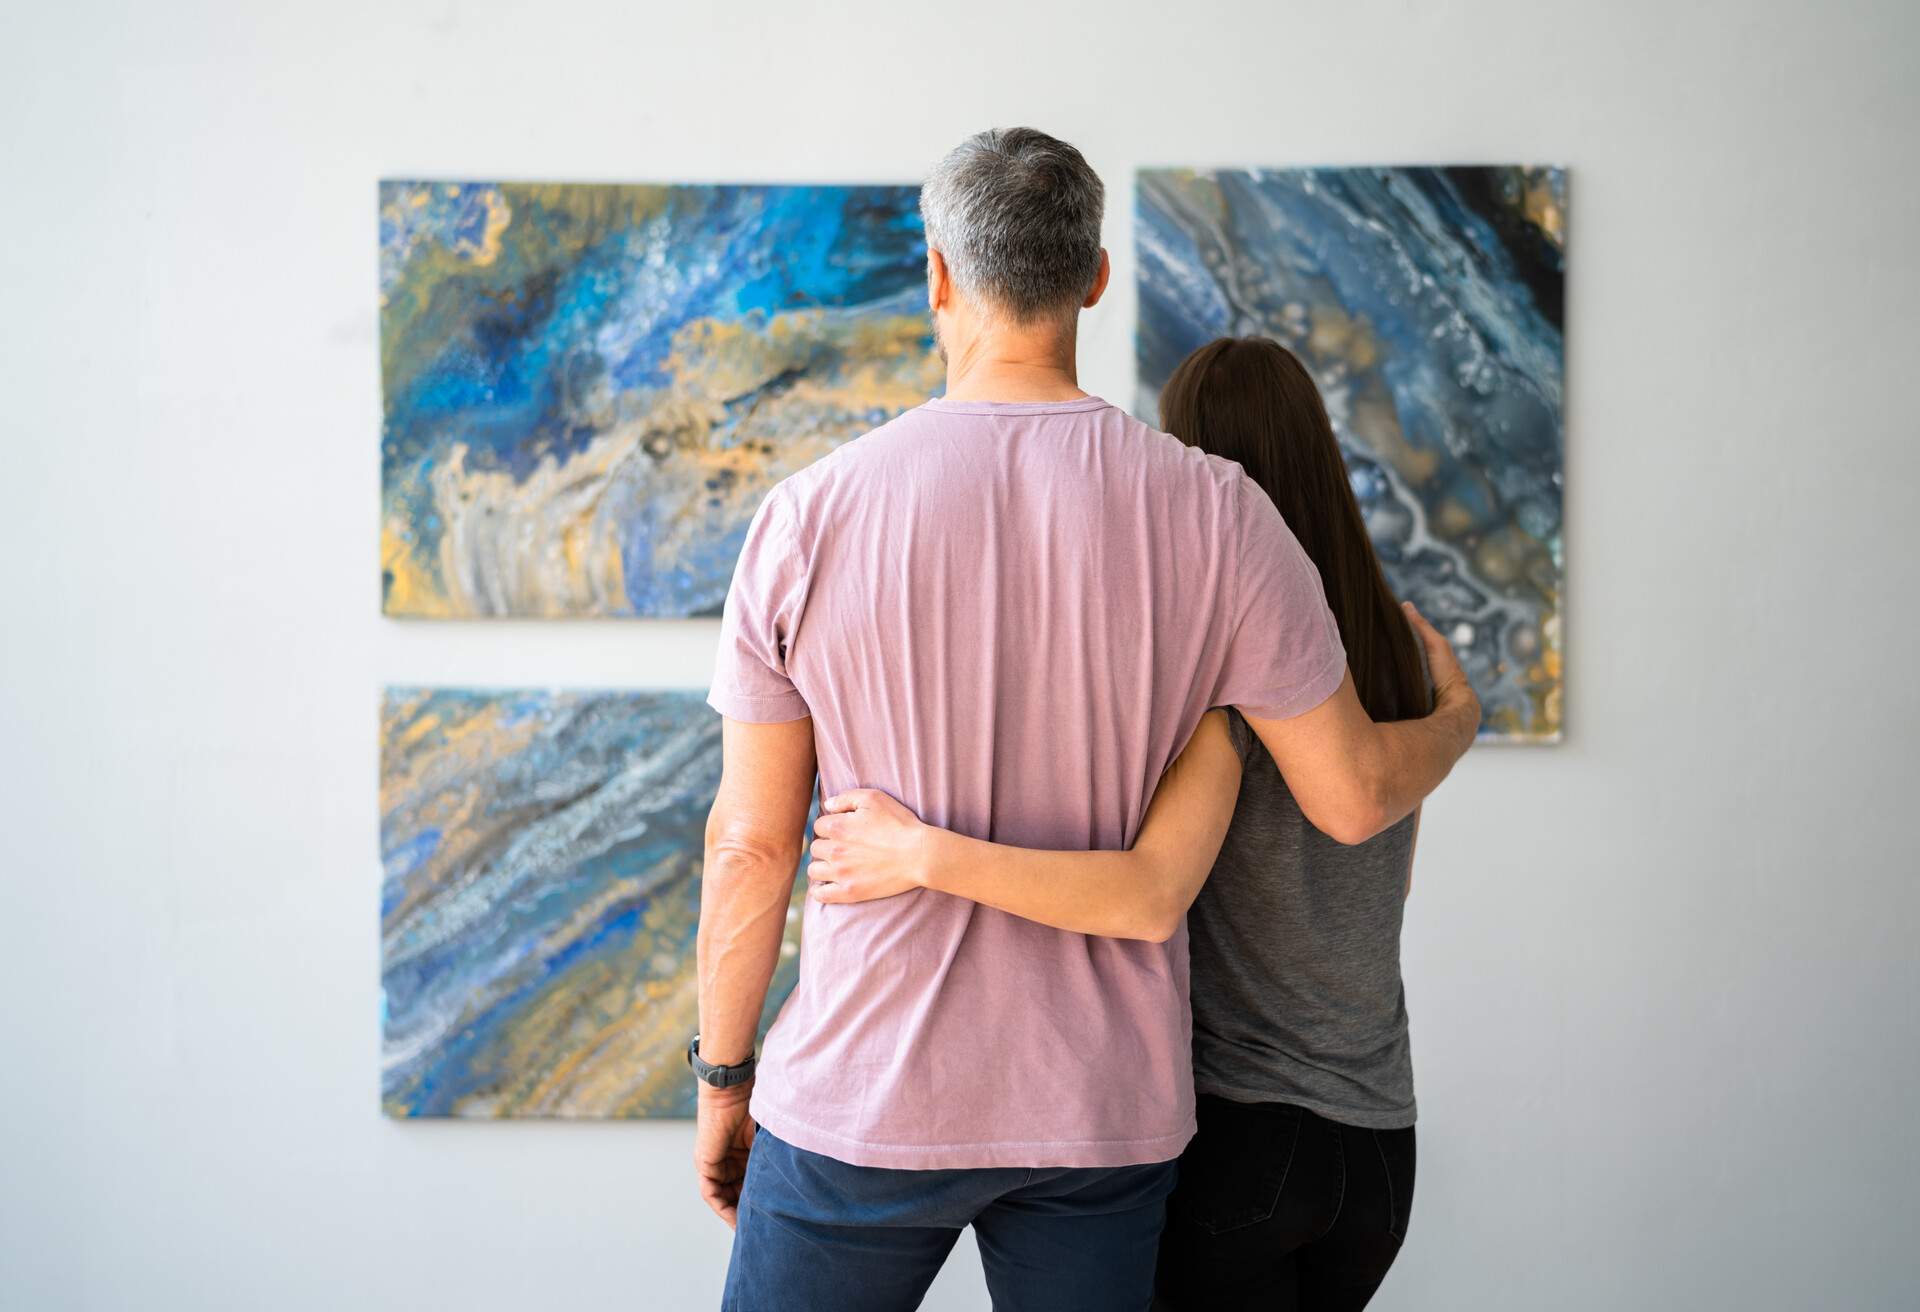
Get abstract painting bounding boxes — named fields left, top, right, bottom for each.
left=379, top=182, right=939, bottom=618
left=1138, top=167, right=1566, bottom=741
left=379, top=687, right=805, bottom=1117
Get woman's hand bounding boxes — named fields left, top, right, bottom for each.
left=807, top=789, right=934, bottom=905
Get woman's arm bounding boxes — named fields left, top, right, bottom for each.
left=805, top=711, right=1243, bottom=942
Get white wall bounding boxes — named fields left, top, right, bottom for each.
left=3, top=1, right=1916, bottom=1307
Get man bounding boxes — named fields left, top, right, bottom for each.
left=693, top=127, right=1479, bottom=1311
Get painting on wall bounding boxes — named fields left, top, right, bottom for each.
left=1137, top=167, right=1566, bottom=741
left=379, top=182, right=939, bottom=619
left=379, top=687, right=805, bottom=1118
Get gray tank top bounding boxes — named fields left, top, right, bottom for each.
left=1185, top=708, right=1418, bottom=1128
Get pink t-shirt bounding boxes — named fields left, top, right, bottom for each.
left=709, top=395, right=1346, bottom=1170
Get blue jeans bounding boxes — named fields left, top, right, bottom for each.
left=723, top=1126, right=1179, bottom=1311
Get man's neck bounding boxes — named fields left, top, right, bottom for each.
left=940, top=323, right=1086, bottom=404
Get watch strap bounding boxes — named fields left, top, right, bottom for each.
left=687, top=1034, right=756, bottom=1089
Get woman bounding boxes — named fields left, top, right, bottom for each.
left=805, top=337, right=1435, bottom=1310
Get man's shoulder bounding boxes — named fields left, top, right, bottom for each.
left=771, top=404, right=932, bottom=504
left=1143, top=428, right=1257, bottom=496
left=1118, top=412, right=1263, bottom=510
left=768, top=399, right=1259, bottom=519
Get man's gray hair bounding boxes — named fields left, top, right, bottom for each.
left=920, top=127, right=1106, bottom=323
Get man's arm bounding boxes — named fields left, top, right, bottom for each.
left=1244, top=603, right=1478, bottom=845
left=692, top=715, right=815, bottom=1228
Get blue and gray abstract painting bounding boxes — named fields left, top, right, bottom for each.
left=379, top=182, right=938, bottom=618
left=1138, top=167, right=1566, bottom=741
left=379, top=687, right=804, bottom=1117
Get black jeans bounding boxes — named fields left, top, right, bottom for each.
left=1155, top=1095, right=1416, bottom=1311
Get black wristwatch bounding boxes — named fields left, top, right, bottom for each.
left=687, top=1034, right=757, bottom=1089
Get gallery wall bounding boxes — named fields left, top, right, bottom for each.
left=2, top=1, right=1915, bottom=1308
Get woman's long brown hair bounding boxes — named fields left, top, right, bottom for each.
left=1160, top=337, right=1431, bottom=723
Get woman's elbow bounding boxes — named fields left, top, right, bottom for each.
left=1096, top=899, right=1182, bottom=944
left=1134, top=915, right=1180, bottom=945
left=1130, top=891, right=1189, bottom=944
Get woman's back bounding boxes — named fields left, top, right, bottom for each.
left=1187, top=709, right=1417, bottom=1129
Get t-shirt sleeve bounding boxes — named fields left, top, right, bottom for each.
left=1215, top=475, right=1349, bottom=721
left=708, top=486, right=812, bottom=724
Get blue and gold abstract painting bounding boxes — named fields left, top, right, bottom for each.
left=379, top=687, right=805, bottom=1117
left=1138, top=167, right=1566, bottom=741
left=379, top=182, right=939, bottom=618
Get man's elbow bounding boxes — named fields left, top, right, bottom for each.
left=1307, top=784, right=1392, bottom=847
left=697, top=818, right=800, bottom=962
left=703, top=812, right=800, bottom=885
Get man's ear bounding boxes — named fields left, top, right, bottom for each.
left=927, top=249, right=952, bottom=313
left=1083, top=249, right=1112, bottom=309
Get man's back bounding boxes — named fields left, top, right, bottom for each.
left=710, top=395, right=1347, bottom=1169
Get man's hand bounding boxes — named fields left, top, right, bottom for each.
left=1401, top=601, right=1481, bottom=750
left=694, top=1083, right=756, bottom=1229
left=807, top=789, right=931, bottom=906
